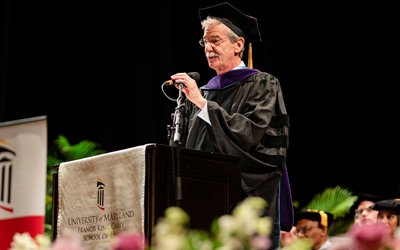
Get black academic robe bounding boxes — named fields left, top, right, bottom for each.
left=181, top=71, right=289, bottom=220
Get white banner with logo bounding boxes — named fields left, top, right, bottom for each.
left=57, top=145, right=147, bottom=250
left=0, top=116, right=47, bottom=250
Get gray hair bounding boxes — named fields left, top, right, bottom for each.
left=201, top=16, right=245, bottom=58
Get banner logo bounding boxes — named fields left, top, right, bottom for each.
left=97, top=178, right=105, bottom=210
left=0, top=139, right=16, bottom=213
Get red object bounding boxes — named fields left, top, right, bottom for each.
left=0, top=216, right=44, bottom=250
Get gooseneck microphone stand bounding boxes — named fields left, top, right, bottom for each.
left=162, top=81, right=185, bottom=208
left=162, top=73, right=199, bottom=208
left=172, top=83, right=185, bottom=207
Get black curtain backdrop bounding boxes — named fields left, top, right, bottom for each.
left=1, top=1, right=399, bottom=206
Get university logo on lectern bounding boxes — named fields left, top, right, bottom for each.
left=97, top=178, right=105, bottom=210
left=0, top=139, right=15, bottom=213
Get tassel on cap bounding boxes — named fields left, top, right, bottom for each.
left=248, top=43, right=253, bottom=69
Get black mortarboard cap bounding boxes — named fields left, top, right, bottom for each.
left=350, top=193, right=385, bottom=214
left=198, top=2, right=261, bottom=43
left=370, top=199, right=400, bottom=214
left=294, top=210, right=334, bottom=228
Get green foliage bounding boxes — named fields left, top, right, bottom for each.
left=303, top=186, right=357, bottom=236
left=49, top=135, right=106, bottom=162
left=328, top=216, right=354, bottom=236
left=304, top=186, right=357, bottom=219
left=45, top=135, right=105, bottom=237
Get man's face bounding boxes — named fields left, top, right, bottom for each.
left=358, top=201, right=379, bottom=225
left=203, top=24, right=242, bottom=75
left=378, top=209, right=398, bottom=234
left=296, top=219, right=327, bottom=250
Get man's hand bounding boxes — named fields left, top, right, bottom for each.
left=171, top=73, right=207, bottom=109
left=280, top=226, right=298, bottom=246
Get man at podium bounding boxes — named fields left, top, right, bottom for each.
left=170, top=3, right=292, bottom=247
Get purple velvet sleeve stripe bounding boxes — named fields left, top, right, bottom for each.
left=280, top=166, right=294, bottom=232
left=203, top=68, right=260, bottom=89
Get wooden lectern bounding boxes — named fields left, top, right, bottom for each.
left=52, top=144, right=241, bottom=243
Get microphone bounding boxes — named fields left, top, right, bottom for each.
left=163, top=72, right=200, bottom=86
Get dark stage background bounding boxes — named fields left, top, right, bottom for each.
left=1, top=1, right=399, bottom=206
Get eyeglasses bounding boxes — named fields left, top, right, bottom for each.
left=358, top=208, right=375, bottom=214
left=296, top=226, right=317, bottom=235
left=199, top=37, right=229, bottom=47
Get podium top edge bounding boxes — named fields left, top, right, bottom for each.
left=147, top=143, right=241, bottom=161
left=53, top=144, right=241, bottom=169
left=0, top=116, right=47, bottom=127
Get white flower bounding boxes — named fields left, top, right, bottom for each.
left=217, top=237, right=244, bottom=250
left=256, top=217, right=272, bottom=236
left=152, top=207, right=192, bottom=250
left=152, top=197, right=272, bottom=250
left=216, top=197, right=272, bottom=250
left=165, top=207, right=190, bottom=225
left=232, top=198, right=266, bottom=220
left=218, top=215, right=239, bottom=233
left=197, top=240, right=213, bottom=250
left=35, top=235, right=51, bottom=250
left=154, top=234, right=188, bottom=250
left=10, top=232, right=38, bottom=250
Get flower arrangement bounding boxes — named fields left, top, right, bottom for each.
left=9, top=197, right=271, bottom=250
left=11, top=196, right=400, bottom=250
left=152, top=197, right=272, bottom=250
left=9, top=232, right=51, bottom=250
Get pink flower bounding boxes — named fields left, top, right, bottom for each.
left=111, top=231, right=147, bottom=250
left=348, top=223, right=391, bottom=250
left=250, top=235, right=271, bottom=250
left=50, top=238, right=86, bottom=250
left=50, top=230, right=86, bottom=250
left=390, top=238, right=400, bottom=250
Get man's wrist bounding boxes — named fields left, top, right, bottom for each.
left=196, top=98, right=207, bottom=109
